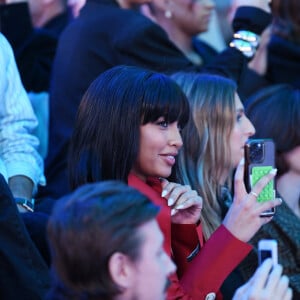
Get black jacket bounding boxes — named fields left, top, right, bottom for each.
left=0, top=2, right=72, bottom=92
left=267, top=34, right=300, bottom=88
left=0, top=174, right=50, bottom=299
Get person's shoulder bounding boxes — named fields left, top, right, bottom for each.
left=0, top=33, right=14, bottom=64
left=0, top=33, right=11, bottom=51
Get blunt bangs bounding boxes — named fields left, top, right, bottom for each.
left=140, top=73, right=190, bottom=128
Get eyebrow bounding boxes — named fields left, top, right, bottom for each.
left=236, top=108, right=245, bottom=113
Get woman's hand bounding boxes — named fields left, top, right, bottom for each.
left=223, top=158, right=282, bottom=242
left=248, top=26, right=271, bottom=75
left=233, top=259, right=292, bottom=300
left=160, top=179, right=202, bottom=224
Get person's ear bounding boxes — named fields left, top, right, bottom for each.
left=108, top=252, right=135, bottom=289
left=140, top=4, right=158, bottom=24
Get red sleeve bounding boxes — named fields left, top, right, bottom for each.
left=169, top=224, right=252, bottom=299
left=171, top=223, right=203, bottom=278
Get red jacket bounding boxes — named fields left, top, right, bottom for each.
left=128, top=173, right=252, bottom=300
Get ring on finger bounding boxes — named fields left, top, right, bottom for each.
left=250, top=191, right=258, bottom=198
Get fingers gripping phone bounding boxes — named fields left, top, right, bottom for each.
left=244, top=139, right=276, bottom=217
left=258, top=239, right=278, bottom=267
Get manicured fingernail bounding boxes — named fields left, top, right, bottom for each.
left=171, top=208, right=177, bottom=216
left=270, top=168, right=277, bottom=175
left=161, top=190, right=168, bottom=198
left=168, top=198, right=175, bottom=206
left=176, top=204, right=185, bottom=209
left=239, top=158, right=245, bottom=165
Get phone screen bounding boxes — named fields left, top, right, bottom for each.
left=259, top=250, right=272, bottom=265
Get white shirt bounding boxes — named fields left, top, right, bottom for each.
left=0, top=33, right=45, bottom=192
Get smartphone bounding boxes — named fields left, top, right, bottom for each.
left=244, top=139, right=276, bottom=217
left=258, top=239, right=278, bottom=267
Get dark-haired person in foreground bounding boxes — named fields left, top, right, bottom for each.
left=46, top=180, right=176, bottom=300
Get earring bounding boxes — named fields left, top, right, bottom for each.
left=164, top=10, right=172, bottom=19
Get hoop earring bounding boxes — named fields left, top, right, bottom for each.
left=164, top=10, right=172, bottom=19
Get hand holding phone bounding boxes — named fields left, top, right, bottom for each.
left=244, top=139, right=276, bottom=217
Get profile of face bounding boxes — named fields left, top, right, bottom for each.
left=167, top=0, right=215, bottom=35
left=114, top=219, right=176, bottom=300
left=132, top=117, right=183, bottom=181
left=229, top=93, right=255, bottom=168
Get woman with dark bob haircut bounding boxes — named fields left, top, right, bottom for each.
left=69, top=64, right=190, bottom=186
left=238, top=84, right=300, bottom=299
left=68, top=65, right=269, bottom=299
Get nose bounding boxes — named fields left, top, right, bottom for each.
left=244, top=116, right=255, bottom=137
left=169, top=123, right=183, bottom=149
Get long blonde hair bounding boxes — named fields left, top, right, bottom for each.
left=172, top=72, right=237, bottom=240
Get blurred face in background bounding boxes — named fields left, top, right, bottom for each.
left=168, top=0, right=215, bottom=36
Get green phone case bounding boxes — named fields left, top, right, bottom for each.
left=250, top=166, right=274, bottom=203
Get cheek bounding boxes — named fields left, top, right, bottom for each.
left=230, top=125, right=244, bottom=143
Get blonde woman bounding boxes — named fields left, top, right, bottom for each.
left=172, top=72, right=283, bottom=298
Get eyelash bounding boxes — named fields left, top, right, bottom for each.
left=156, top=118, right=182, bottom=131
left=157, top=120, right=168, bottom=128
left=236, top=113, right=243, bottom=122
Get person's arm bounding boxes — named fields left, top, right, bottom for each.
left=169, top=224, right=252, bottom=299
left=159, top=178, right=250, bottom=299
left=0, top=34, right=45, bottom=208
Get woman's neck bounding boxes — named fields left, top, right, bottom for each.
left=156, top=17, right=202, bottom=65
left=277, top=170, right=300, bottom=218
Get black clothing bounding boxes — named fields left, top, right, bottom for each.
left=267, top=34, right=300, bottom=88
left=0, top=2, right=72, bottom=92
left=0, top=174, right=50, bottom=299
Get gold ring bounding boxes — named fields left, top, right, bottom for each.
left=250, top=191, right=258, bottom=198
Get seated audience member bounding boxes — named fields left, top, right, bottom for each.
left=238, top=84, right=300, bottom=299
left=171, top=72, right=283, bottom=299
left=141, top=0, right=217, bottom=66
left=46, top=180, right=176, bottom=300
left=0, top=32, right=45, bottom=210
left=229, top=0, right=300, bottom=90
left=0, top=173, right=50, bottom=299
left=67, top=65, right=281, bottom=299
left=0, top=0, right=72, bottom=92
left=46, top=180, right=292, bottom=300
left=39, top=0, right=272, bottom=202
left=0, top=32, right=51, bottom=266
left=141, top=0, right=270, bottom=65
